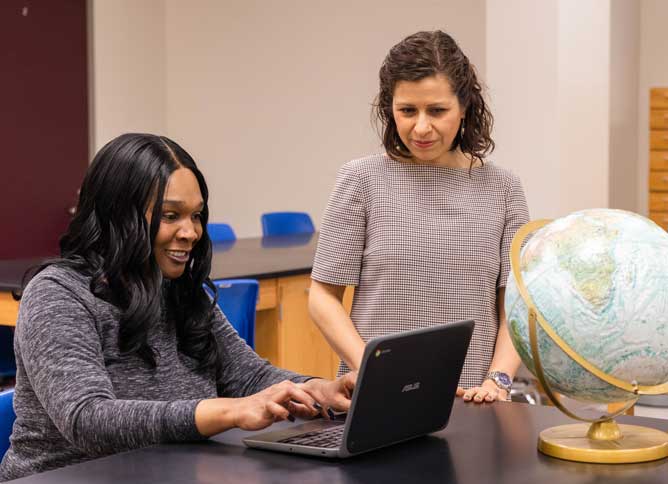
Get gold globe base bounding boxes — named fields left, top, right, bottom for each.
left=538, top=421, right=668, bottom=464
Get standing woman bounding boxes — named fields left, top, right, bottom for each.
left=309, top=31, right=529, bottom=403
left=1, top=133, right=354, bottom=481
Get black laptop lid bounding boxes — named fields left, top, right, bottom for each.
left=344, top=320, right=474, bottom=455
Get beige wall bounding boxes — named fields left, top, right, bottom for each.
left=163, top=0, right=486, bottom=237
left=609, top=0, right=640, bottom=212
left=557, top=0, right=611, bottom=214
left=91, top=0, right=166, bottom=151
left=90, top=0, right=664, bottom=230
left=486, top=0, right=559, bottom=219
left=638, top=0, right=668, bottom=215
left=487, top=0, right=612, bottom=219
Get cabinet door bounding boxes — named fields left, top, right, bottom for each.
left=0, top=293, right=19, bottom=327
left=649, top=192, right=668, bottom=212
left=651, top=88, right=668, bottom=109
left=278, top=274, right=339, bottom=379
left=651, top=130, right=668, bottom=150
left=650, top=109, right=668, bottom=129
left=650, top=151, right=668, bottom=171
left=649, top=171, right=668, bottom=191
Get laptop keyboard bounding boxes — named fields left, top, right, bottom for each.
left=277, top=425, right=345, bottom=448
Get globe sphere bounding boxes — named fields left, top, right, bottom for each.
left=506, top=209, right=668, bottom=404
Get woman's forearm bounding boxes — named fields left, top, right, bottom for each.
left=488, top=288, right=521, bottom=378
left=488, top=316, right=522, bottom=379
left=308, top=280, right=366, bottom=371
left=195, top=398, right=236, bottom=437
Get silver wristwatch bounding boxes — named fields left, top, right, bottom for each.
left=486, top=371, right=512, bottom=392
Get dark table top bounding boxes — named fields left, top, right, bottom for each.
left=0, top=234, right=318, bottom=291
left=209, top=233, right=317, bottom=280
left=11, top=400, right=668, bottom=483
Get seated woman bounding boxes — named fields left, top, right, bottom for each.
left=0, top=133, right=355, bottom=481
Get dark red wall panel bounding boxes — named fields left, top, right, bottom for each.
left=0, top=0, right=88, bottom=259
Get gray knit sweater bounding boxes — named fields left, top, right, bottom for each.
left=0, top=265, right=307, bottom=481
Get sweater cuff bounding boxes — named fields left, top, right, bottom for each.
left=161, top=399, right=206, bottom=441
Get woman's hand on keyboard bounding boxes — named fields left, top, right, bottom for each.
left=195, top=381, right=320, bottom=434
left=300, top=371, right=357, bottom=418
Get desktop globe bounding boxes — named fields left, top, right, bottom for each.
left=505, top=208, right=668, bottom=463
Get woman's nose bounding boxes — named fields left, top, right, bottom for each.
left=414, top=113, right=432, bottom=136
left=177, top=221, right=199, bottom=242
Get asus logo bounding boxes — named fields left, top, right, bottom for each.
left=401, top=382, right=420, bottom=393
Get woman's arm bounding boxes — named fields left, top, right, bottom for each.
left=20, top=273, right=352, bottom=454
left=196, top=372, right=357, bottom=436
left=211, top=304, right=312, bottom=398
left=17, top=275, right=203, bottom=456
left=308, top=280, right=366, bottom=371
left=458, top=173, right=529, bottom=403
left=458, top=288, right=521, bottom=403
left=487, top=288, right=522, bottom=380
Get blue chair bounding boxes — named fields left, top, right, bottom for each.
left=0, top=327, right=16, bottom=380
left=261, top=212, right=315, bottom=236
left=0, top=389, right=15, bottom=459
left=210, top=279, right=259, bottom=349
left=207, top=223, right=236, bottom=243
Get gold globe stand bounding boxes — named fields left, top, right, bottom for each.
left=511, top=220, right=668, bottom=464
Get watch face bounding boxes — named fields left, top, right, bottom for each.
left=497, top=373, right=512, bottom=387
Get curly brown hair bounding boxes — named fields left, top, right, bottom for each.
left=373, top=30, right=494, bottom=164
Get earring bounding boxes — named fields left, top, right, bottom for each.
left=460, top=118, right=466, bottom=137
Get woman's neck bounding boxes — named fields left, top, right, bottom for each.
left=409, top=149, right=481, bottom=169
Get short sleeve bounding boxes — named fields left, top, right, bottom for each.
left=311, top=161, right=367, bottom=286
left=498, top=174, right=530, bottom=288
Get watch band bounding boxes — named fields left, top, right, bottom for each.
left=486, top=370, right=512, bottom=392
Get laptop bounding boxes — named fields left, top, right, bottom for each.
left=243, top=319, right=474, bottom=458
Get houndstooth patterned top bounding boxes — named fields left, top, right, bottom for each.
left=312, top=153, right=529, bottom=389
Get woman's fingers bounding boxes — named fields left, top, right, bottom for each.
left=283, top=386, right=319, bottom=415
left=461, top=387, right=499, bottom=403
left=473, top=389, right=489, bottom=402
left=269, top=382, right=319, bottom=416
left=266, top=400, right=291, bottom=421
left=287, top=400, right=318, bottom=419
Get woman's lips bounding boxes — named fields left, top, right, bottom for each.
left=165, top=249, right=190, bottom=263
left=412, top=140, right=436, bottom=149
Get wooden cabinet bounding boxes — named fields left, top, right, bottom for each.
left=649, top=88, right=668, bottom=227
left=255, top=275, right=352, bottom=380
left=650, top=88, right=668, bottom=109
left=0, top=293, right=19, bottom=327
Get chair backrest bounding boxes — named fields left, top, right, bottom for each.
left=0, top=327, right=16, bottom=379
left=261, top=212, right=315, bottom=236
left=207, top=223, right=236, bottom=243
left=210, top=279, right=259, bottom=349
left=0, top=389, right=15, bottom=459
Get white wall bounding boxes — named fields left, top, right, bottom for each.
left=90, top=0, right=663, bottom=229
left=163, top=0, right=486, bottom=237
left=91, top=0, right=166, bottom=151
left=487, top=0, right=611, bottom=220
left=557, top=0, right=611, bottom=214
left=486, top=0, right=559, bottom=219
left=609, top=0, right=640, bottom=212
left=638, top=0, right=668, bottom=216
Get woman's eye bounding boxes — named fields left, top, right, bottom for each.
left=162, top=212, right=178, bottom=221
left=193, top=212, right=203, bottom=221
left=399, top=108, right=415, bottom=114
left=429, top=107, right=446, bottom=115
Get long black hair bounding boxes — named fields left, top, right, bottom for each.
left=22, top=133, right=220, bottom=373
